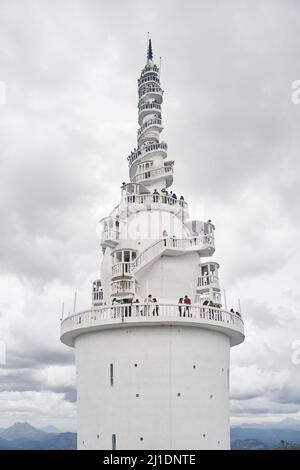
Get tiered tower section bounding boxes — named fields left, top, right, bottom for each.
left=60, top=39, right=245, bottom=451
left=128, top=39, right=173, bottom=192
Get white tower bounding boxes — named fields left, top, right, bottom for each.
left=60, top=39, right=245, bottom=450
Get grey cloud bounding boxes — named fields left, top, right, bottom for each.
left=0, top=0, right=300, bottom=428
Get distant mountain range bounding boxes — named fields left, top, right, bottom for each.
left=1, top=420, right=300, bottom=450
left=0, top=422, right=76, bottom=450
left=231, top=419, right=300, bottom=450
left=233, top=418, right=300, bottom=431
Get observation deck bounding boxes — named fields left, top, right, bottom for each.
left=138, top=102, right=162, bottom=123
left=132, top=163, right=174, bottom=186
left=138, top=86, right=163, bottom=104
left=60, top=303, right=245, bottom=348
left=118, top=193, right=188, bottom=218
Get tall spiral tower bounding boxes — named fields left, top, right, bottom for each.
left=129, top=38, right=173, bottom=193
left=60, top=39, right=245, bottom=450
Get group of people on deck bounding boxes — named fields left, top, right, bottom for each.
left=230, top=308, right=242, bottom=318
left=111, top=295, right=159, bottom=318
left=133, top=295, right=159, bottom=316
left=110, top=297, right=242, bottom=321
left=152, top=188, right=185, bottom=206
left=178, top=296, right=192, bottom=317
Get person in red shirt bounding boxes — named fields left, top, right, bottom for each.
left=184, top=295, right=191, bottom=317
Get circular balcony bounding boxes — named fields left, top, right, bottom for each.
left=132, top=163, right=174, bottom=187
left=138, top=102, right=161, bottom=123
left=138, top=74, right=160, bottom=88
left=138, top=130, right=160, bottom=147
left=100, top=228, right=119, bottom=248
left=60, top=303, right=245, bottom=348
left=111, top=279, right=136, bottom=297
left=128, top=142, right=168, bottom=168
left=197, top=274, right=219, bottom=288
left=138, top=86, right=163, bottom=104
left=119, top=193, right=188, bottom=219
left=138, top=118, right=163, bottom=136
left=111, top=262, right=132, bottom=279
left=92, top=279, right=104, bottom=306
left=140, top=63, right=159, bottom=75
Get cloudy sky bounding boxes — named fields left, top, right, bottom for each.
left=0, top=0, right=300, bottom=431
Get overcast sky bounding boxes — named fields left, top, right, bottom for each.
left=0, top=0, right=300, bottom=431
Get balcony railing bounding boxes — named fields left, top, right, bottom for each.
left=138, top=118, right=162, bottom=136
left=197, top=274, right=219, bottom=287
left=60, top=303, right=244, bottom=347
left=121, top=194, right=188, bottom=211
left=141, top=64, right=159, bottom=74
left=101, top=229, right=119, bottom=246
left=112, top=262, right=132, bottom=278
left=111, top=280, right=135, bottom=295
left=92, top=290, right=104, bottom=303
left=133, top=164, right=173, bottom=184
left=128, top=142, right=167, bottom=166
left=138, top=102, right=161, bottom=113
left=139, top=86, right=163, bottom=100
left=131, top=236, right=214, bottom=274
left=138, top=74, right=160, bottom=87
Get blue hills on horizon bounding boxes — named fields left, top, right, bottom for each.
left=0, top=422, right=76, bottom=450
left=231, top=418, right=300, bottom=450
left=1, top=419, right=300, bottom=450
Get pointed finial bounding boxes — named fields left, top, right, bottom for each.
left=147, top=36, right=153, bottom=63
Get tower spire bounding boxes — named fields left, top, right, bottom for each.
left=147, top=37, right=153, bottom=63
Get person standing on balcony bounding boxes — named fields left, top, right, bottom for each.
left=152, top=298, right=159, bottom=316
left=144, top=294, right=153, bottom=316
left=184, top=295, right=191, bottom=317
left=111, top=298, right=118, bottom=319
left=153, top=189, right=159, bottom=203
left=161, top=188, right=168, bottom=204
left=163, top=229, right=168, bottom=246
left=178, top=297, right=184, bottom=317
left=179, top=195, right=185, bottom=207
left=132, top=298, right=140, bottom=317
left=194, top=231, right=199, bottom=245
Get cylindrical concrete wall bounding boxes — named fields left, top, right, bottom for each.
left=75, top=325, right=230, bottom=450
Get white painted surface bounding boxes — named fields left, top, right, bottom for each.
left=76, top=326, right=230, bottom=450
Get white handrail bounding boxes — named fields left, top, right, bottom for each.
left=101, top=229, right=119, bottom=243
left=133, top=164, right=173, bottom=183
left=131, top=236, right=214, bottom=273
left=61, top=303, right=244, bottom=334
left=122, top=194, right=187, bottom=209
left=197, top=274, right=219, bottom=287
left=128, top=142, right=168, bottom=165
left=138, top=118, right=162, bottom=136
left=139, top=86, right=162, bottom=99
